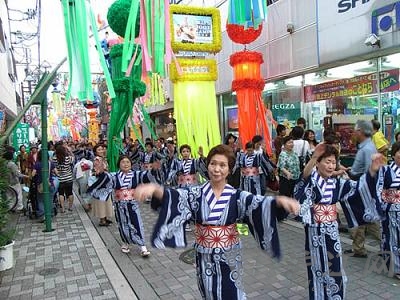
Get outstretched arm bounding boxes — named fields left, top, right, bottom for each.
left=135, top=183, right=164, bottom=201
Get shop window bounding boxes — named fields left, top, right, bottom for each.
left=380, top=53, right=400, bottom=145
left=264, top=76, right=302, bottom=134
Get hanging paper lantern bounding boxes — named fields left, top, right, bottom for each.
left=230, top=50, right=272, bottom=154
left=226, top=23, right=263, bottom=45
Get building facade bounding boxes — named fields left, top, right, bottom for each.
left=216, top=0, right=400, bottom=152
left=0, top=0, right=18, bottom=134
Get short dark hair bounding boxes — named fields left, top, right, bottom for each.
left=117, top=155, right=132, bottom=168
left=206, top=144, right=236, bottom=172
left=179, top=144, right=191, bottom=154
left=391, top=142, right=400, bottom=158
left=245, top=142, right=254, bottom=149
left=282, top=136, right=293, bottom=145
left=252, top=135, right=263, bottom=144
left=290, top=126, right=304, bottom=140
left=145, top=141, right=154, bottom=148
left=371, top=119, right=380, bottom=131
left=396, top=131, right=400, bottom=142
left=317, top=144, right=339, bottom=163
left=297, top=117, right=306, bottom=126
left=276, top=124, right=286, bottom=135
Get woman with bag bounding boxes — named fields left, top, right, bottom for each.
left=55, top=144, right=75, bottom=213
left=291, top=126, right=310, bottom=172
left=32, top=150, right=57, bottom=222
left=277, top=136, right=301, bottom=198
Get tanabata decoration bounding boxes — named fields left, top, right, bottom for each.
left=61, top=0, right=115, bottom=102
left=168, top=5, right=222, bottom=156
left=226, top=0, right=272, bottom=155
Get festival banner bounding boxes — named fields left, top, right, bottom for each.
left=304, top=69, right=399, bottom=102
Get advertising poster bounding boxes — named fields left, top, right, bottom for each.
left=173, top=13, right=213, bottom=44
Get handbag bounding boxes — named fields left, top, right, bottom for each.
left=266, top=173, right=279, bottom=192
left=298, top=141, right=310, bottom=172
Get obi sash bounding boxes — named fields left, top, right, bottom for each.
left=115, top=189, right=136, bottom=201
left=195, top=223, right=239, bottom=249
left=178, top=174, right=197, bottom=185
left=312, top=204, right=337, bottom=223
left=241, top=167, right=259, bottom=176
left=382, top=189, right=400, bottom=204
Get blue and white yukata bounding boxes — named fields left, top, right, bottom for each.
left=168, top=157, right=207, bottom=188
left=294, top=171, right=381, bottom=300
left=150, top=182, right=282, bottom=300
left=235, top=152, right=275, bottom=195
left=374, top=162, right=400, bottom=276
left=88, top=170, right=158, bottom=248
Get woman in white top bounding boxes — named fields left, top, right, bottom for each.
left=291, top=126, right=310, bottom=165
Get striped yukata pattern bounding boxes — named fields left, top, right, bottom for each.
left=203, top=182, right=235, bottom=225
left=313, top=171, right=335, bottom=204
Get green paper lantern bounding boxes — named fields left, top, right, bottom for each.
left=107, top=0, right=140, bottom=38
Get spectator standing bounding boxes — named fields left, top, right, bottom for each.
left=344, top=120, right=380, bottom=257
left=371, top=119, right=389, bottom=164
left=55, top=144, right=75, bottom=213
left=291, top=126, right=310, bottom=172
left=273, top=124, right=287, bottom=162
left=304, top=129, right=318, bottom=156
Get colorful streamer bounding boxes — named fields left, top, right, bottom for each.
left=174, top=81, right=221, bottom=156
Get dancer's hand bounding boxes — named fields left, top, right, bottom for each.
left=135, top=183, right=164, bottom=201
left=369, top=153, right=385, bottom=176
left=276, top=196, right=300, bottom=215
left=198, top=146, right=204, bottom=158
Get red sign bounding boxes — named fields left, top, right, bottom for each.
left=304, top=69, right=399, bottom=102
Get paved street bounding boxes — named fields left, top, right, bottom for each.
left=92, top=200, right=400, bottom=299
left=1, top=197, right=400, bottom=299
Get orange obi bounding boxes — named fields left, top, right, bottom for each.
left=241, top=167, right=259, bottom=176
left=143, top=163, right=153, bottom=170
left=313, top=204, right=337, bottom=223
left=195, top=224, right=239, bottom=248
left=115, top=189, right=136, bottom=201
left=178, top=174, right=197, bottom=185
left=382, top=189, right=400, bottom=204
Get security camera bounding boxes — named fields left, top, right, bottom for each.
left=364, top=34, right=380, bottom=47
left=287, top=22, right=294, bottom=34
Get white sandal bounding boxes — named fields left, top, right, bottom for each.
left=121, top=245, right=130, bottom=253
left=141, top=250, right=150, bottom=257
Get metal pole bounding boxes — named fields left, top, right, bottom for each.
left=41, top=93, right=52, bottom=232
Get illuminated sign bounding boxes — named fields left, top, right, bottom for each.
left=304, top=69, right=399, bottom=102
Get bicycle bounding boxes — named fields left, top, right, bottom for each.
left=1, top=185, right=19, bottom=212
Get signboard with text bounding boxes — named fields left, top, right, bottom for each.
left=12, top=123, right=30, bottom=151
left=318, top=0, right=400, bottom=64
left=304, top=69, right=399, bottom=102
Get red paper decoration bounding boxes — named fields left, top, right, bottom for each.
left=226, top=23, right=263, bottom=45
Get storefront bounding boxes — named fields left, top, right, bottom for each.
left=217, top=0, right=400, bottom=154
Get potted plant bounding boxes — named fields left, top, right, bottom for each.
left=0, top=146, right=16, bottom=271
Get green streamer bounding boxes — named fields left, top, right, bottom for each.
left=88, top=7, right=116, bottom=98
left=121, top=0, right=140, bottom=72
left=141, top=105, right=157, bottom=140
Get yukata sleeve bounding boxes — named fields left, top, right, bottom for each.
left=260, top=152, right=276, bottom=175
left=338, top=173, right=382, bottom=228
left=195, top=157, right=209, bottom=180
left=151, top=187, right=200, bottom=249
left=87, top=172, right=114, bottom=201
left=237, top=190, right=281, bottom=259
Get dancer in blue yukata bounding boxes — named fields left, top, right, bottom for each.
left=294, top=144, right=384, bottom=299
left=88, top=155, right=161, bottom=256
left=373, top=141, right=400, bottom=280
left=135, top=144, right=299, bottom=300
left=235, top=141, right=275, bottom=195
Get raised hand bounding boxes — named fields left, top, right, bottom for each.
left=198, top=146, right=204, bottom=157
left=311, top=143, right=326, bottom=160
left=370, top=153, right=385, bottom=173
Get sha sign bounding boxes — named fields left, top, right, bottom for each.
left=337, top=0, right=371, bottom=13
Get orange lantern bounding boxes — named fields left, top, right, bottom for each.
left=230, top=51, right=271, bottom=154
